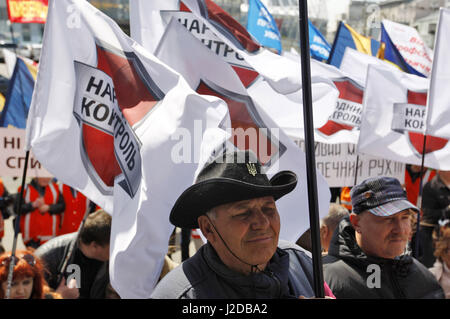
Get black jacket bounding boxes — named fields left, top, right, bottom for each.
left=422, top=174, right=450, bottom=225
left=323, top=217, right=444, bottom=299
left=35, top=232, right=109, bottom=299
left=151, top=240, right=316, bottom=299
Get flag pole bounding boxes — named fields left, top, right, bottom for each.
left=56, top=206, right=91, bottom=287
left=413, top=135, right=427, bottom=258
left=5, top=150, right=30, bottom=299
left=354, top=154, right=360, bottom=186
left=298, top=0, right=324, bottom=298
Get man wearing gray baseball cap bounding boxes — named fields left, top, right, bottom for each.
left=323, top=176, right=444, bottom=299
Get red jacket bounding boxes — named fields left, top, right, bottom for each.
left=404, top=167, right=436, bottom=207
left=18, top=181, right=61, bottom=246
left=58, top=184, right=92, bottom=235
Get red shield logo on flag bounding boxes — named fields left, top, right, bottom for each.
left=405, top=90, right=448, bottom=156
left=73, top=41, right=164, bottom=197
left=317, top=78, right=364, bottom=137
left=196, top=79, right=285, bottom=166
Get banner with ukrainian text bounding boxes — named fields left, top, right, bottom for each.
left=292, top=139, right=405, bottom=187
left=381, top=20, right=433, bottom=78
left=0, top=127, right=51, bottom=177
left=26, top=0, right=229, bottom=298
left=357, top=64, right=450, bottom=170
left=6, top=0, right=48, bottom=24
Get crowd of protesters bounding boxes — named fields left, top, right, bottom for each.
left=0, top=159, right=449, bottom=299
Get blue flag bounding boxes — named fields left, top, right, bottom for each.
left=328, top=22, right=382, bottom=68
left=309, top=21, right=331, bottom=61
left=0, top=58, right=35, bottom=128
left=246, top=0, right=282, bottom=54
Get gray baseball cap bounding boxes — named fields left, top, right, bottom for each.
left=350, top=177, right=419, bottom=216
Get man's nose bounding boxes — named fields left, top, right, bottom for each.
left=393, top=218, right=411, bottom=234
left=250, top=209, right=270, bottom=229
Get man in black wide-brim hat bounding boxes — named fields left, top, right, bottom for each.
left=151, top=150, right=333, bottom=299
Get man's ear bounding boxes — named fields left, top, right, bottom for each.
left=349, top=213, right=361, bottom=233
left=198, top=215, right=215, bottom=242
left=320, top=224, right=328, bottom=241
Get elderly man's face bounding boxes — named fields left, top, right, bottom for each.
left=198, top=196, right=280, bottom=275
left=350, top=209, right=413, bottom=259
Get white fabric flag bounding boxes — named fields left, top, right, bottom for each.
left=130, top=0, right=343, bottom=144
left=304, top=61, right=366, bottom=145
left=156, top=18, right=331, bottom=243
left=340, top=47, right=400, bottom=85
left=358, top=64, right=450, bottom=170
left=246, top=63, right=338, bottom=140
left=382, top=19, right=433, bottom=77
left=2, top=48, right=38, bottom=78
left=26, top=0, right=230, bottom=298
left=426, top=8, right=450, bottom=139
left=129, top=0, right=338, bottom=95
left=3, top=49, right=18, bottom=78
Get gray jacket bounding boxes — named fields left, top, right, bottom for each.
left=151, top=240, right=316, bottom=299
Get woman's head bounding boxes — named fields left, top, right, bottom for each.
left=434, top=226, right=450, bottom=267
left=0, top=250, right=45, bottom=299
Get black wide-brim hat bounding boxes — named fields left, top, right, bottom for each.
left=170, top=150, right=298, bottom=229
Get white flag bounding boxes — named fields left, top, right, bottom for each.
left=382, top=19, right=434, bottom=77
left=2, top=48, right=38, bottom=79
left=156, top=18, right=331, bottom=243
left=26, top=0, right=229, bottom=298
left=129, top=0, right=346, bottom=145
left=340, top=47, right=400, bottom=85
left=248, top=59, right=339, bottom=141
left=307, top=61, right=365, bottom=145
left=129, top=0, right=338, bottom=95
left=426, top=8, right=450, bottom=139
left=358, top=64, right=450, bottom=170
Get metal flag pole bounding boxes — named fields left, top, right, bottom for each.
left=354, top=154, right=360, bottom=186
left=56, top=205, right=91, bottom=287
left=5, top=150, right=30, bottom=299
left=298, top=0, right=324, bottom=298
left=413, top=135, right=427, bottom=258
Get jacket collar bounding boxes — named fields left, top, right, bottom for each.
left=202, top=242, right=294, bottom=298
left=328, top=217, right=413, bottom=276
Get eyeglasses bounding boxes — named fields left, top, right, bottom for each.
left=1, top=254, right=36, bottom=268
